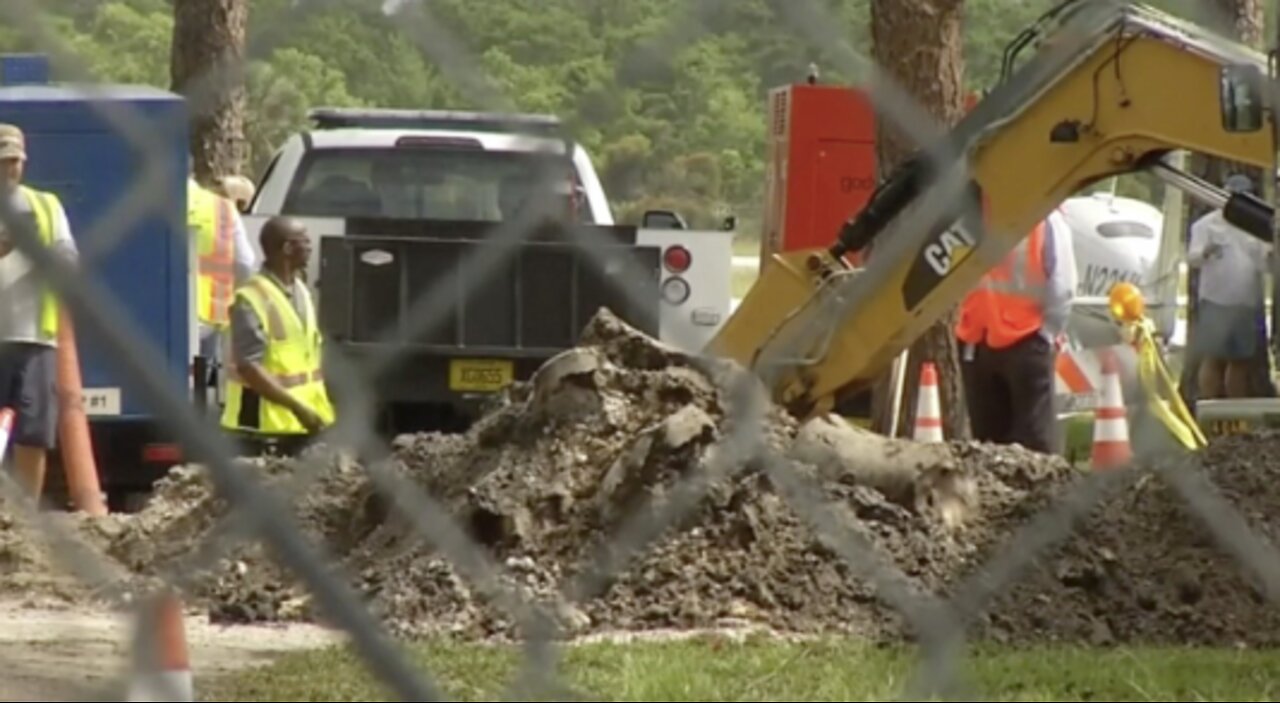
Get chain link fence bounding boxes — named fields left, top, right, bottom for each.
left=0, top=0, right=1276, bottom=700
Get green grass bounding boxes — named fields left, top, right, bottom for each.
left=733, top=235, right=760, bottom=258
left=732, top=267, right=758, bottom=299
left=1062, top=412, right=1094, bottom=465
left=204, top=637, right=1280, bottom=701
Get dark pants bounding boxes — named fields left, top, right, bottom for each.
left=959, top=333, right=1057, bottom=454
left=0, top=342, right=58, bottom=450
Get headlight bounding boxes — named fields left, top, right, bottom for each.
left=662, top=276, right=691, bottom=305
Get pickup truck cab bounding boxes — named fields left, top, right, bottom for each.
left=241, top=108, right=734, bottom=431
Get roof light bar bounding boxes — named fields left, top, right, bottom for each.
left=308, top=107, right=565, bottom=137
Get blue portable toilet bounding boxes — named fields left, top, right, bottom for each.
left=0, top=55, right=192, bottom=499
left=0, top=54, right=51, bottom=86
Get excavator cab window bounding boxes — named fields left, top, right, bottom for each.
left=1220, top=64, right=1266, bottom=133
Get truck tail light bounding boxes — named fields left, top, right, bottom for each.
left=663, top=245, right=692, bottom=273
left=662, top=276, right=691, bottom=305
left=143, top=443, right=182, bottom=464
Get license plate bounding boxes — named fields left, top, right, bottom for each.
left=1208, top=418, right=1252, bottom=438
left=448, top=359, right=514, bottom=392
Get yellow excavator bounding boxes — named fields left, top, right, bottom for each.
left=707, top=0, right=1278, bottom=442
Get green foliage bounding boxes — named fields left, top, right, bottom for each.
left=209, top=638, right=1280, bottom=701
left=0, top=0, right=1245, bottom=225
left=245, top=48, right=366, bottom=170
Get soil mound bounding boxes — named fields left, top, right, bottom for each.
left=987, top=430, right=1280, bottom=647
left=5, top=309, right=1280, bottom=648
left=94, top=310, right=1077, bottom=641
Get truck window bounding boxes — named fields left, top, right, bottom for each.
left=250, top=150, right=283, bottom=212
left=281, top=147, right=592, bottom=223
left=1096, top=221, right=1155, bottom=239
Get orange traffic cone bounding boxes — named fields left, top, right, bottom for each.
left=55, top=310, right=107, bottom=515
left=1091, top=352, right=1132, bottom=470
left=913, top=362, right=944, bottom=442
left=126, top=593, right=193, bottom=702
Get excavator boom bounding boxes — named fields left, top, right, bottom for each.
left=706, top=0, right=1277, bottom=419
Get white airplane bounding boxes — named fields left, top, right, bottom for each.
left=1053, top=180, right=1192, bottom=413
left=1058, top=190, right=1178, bottom=348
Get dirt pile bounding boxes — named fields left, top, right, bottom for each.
left=88, top=310, right=1078, bottom=641
left=0, top=492, right=131, bottom=608
left=0, top=496, right=79, bottom=604
left=7, top=308, right=1280, bottom=647
left=986, top=430, right=1280, bottom=647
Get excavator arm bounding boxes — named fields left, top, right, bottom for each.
left=706, top=0, right=1278, bottom=420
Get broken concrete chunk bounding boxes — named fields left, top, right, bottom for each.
left=661, top=405, right=716, bottom=450
left=528, top=348, right=606, bottom=420
left=600, top=434, right=656, bottom=501
left=531, top=348, right=604, bottom=393
left=579, top=308, right=690, bottom=370
left=788, top=413, right=976, bottom=526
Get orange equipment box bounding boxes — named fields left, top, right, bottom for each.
left=759, top=83, right=878, bottom=268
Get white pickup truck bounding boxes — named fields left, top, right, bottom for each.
left=239, top=108, right=735, bottom=431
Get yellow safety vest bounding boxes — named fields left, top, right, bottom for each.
left=16, top=184, right=62, bottom=342
left=221, top=273, right=335, bottom=435
left=188, top=180, right=236, bottom=329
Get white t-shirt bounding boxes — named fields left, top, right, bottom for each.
left=0, top=187, right=77, bottom=346
left=1188, top=209, right=1270, bottom=307
left=1039, top=209, right=1078, bottom=340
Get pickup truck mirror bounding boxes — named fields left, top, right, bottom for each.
left=642, top=209, right=689, bottom=230
left=1220, top=64, right=1265, bottom=133
left=721, top=215, right=737, bottom=231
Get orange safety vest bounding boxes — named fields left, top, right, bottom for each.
left=190, top=182, right=237, bottom=328
left=954, top=221, right=1048, bottom=349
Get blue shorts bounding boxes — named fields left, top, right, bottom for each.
left=0, top=342, right=58, bottom=449
left=1196, top=301, right=1260, bottom=361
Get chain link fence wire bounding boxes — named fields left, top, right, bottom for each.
left=0, top=0, right=1277, bottom=700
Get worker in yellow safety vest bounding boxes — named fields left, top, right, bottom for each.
left=0, top=123, right=79, bottom=500
left=187, top=170, right=256, bottom=398
left=221, top=216, right=334, bottom=454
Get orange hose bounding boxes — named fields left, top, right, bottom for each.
left=55, top=309, right=107, bottom=516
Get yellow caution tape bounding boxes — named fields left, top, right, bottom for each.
left=1122, top=317, right=1208, bottom=450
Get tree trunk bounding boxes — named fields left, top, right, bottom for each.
left=1181, top=0, right=1270, bottom=405
left=867, top=0, right=969, bottom=440
left=1213, top=0, right=1264, bottom=44
left=171, top=0, right=249, bottom=185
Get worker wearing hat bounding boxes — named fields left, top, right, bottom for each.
left=215, top=175, right=256, bottom=212
left=1187, top=173, right=1273, bottom=399
left=0, top=123, right=78, bottom=500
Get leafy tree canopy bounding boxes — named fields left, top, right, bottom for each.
left=1, top=0, right=1255, bottom=232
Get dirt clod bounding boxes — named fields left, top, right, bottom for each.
left=5, top=308, right=1280, bottom=648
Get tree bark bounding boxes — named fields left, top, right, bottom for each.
left=1213, top=0, right=1264, bottom=45
left=1181, top=0, right=1270, bottom=405
left=867, top=0, right=970, bottom=440
left=171, top=0, right=249, bottom=185
left=789, top=415, right=977, bottom=529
